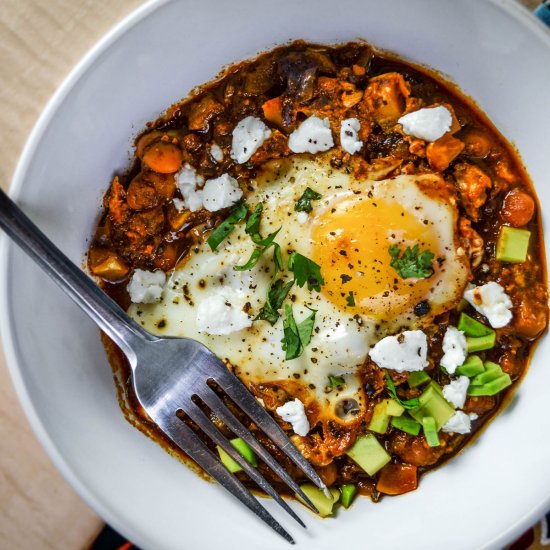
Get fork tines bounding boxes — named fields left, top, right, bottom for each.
left=154, top=358, right=329, bottom=544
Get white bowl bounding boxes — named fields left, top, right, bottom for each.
left=2, top=1, right=550, bottom=549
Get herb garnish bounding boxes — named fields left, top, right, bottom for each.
left=281, top=304, right=317, bottom=360
left=255, top=278, right=294, bottom=325
left=328, top=375, right=345, bottom=388
left=234, top=203, right=282, bottom=271
left=385, top=372, right=420, bottom=410
left=388, top=244, right=435, bottom=279
left=346, top=291, right=355, bottom=306
left=207, top=202, right=248, bottom=251
left=288, top=252, right=325, bottom=291
left=295, top=187, right=322, bottom=213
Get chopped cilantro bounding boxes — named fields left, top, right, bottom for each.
left=234, top=203, right=282, bottom=271
left=281, top=304, right=317, bottom=360
left=288, top=252, right=325, bottom=291
left=388, top=244, right=434, bottom=279
left=385, top=372, right=420, bottom=410
left=328, top=375, right=345, bottom=388
left=206, top=202, right=248, bottom=250
left=346, top=291, right=355, bottom=306
left=255, top=278, right=294, bottom=325
left=295, top=187, right=322, bottom=213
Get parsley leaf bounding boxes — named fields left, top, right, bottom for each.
left=234, top=203, right=282, bottom=272
left=288, top=252, right=325, bottom=291
left=388, top=244, right=435, bottom=279
left=328, top=375, right=345, bottom=388
left=281, top=304, right=317, bottom=360
left=384, top=372, right=420, bottom=410
left=346, top=291, right=355, bottom=306
left=255, top=278, right=294, bottom=325
left=295, top=187, right=322, bottom=213
left=206, top=202, right=248, bottom=251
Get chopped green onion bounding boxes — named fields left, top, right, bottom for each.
left=340, top=484, right=357, bottom=509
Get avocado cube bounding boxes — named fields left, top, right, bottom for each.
left=346, top=434, right=391, bottom=476
left=496, top=226, right=530, bottom=263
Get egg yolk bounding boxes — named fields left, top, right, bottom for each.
left=311, top=194, right=441, bottom=317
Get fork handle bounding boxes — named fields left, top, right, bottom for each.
left=0, top=188, right=154, bottom=361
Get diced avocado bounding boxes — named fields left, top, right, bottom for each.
left=496, top=226, right=530, bottom=263
left=391, top=414, right=421, bottom=436
left=422, top=416, right=440, bottom=447
left=466, top=332, right=496, bottom=353
left=340, top=484, right=357, bottom=509
left=467, top=373, right=512, bottom=396
left=299, top=484, right=340, bottom=517
left=216, top=438, right=257, bottom=473
left=408, top=371, right=431, bottom=388
left=470, top=361, right=502, bottom=386
left=409, top=384, right=455, bottom=430
left=368, top=399, right=404, bottom=434
left=346, top=434, right=391, bottom=476
left=458, top=313, right=493, bottom=337
left=455, top=355, right=485, bottom=377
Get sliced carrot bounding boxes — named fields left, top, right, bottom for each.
left=501, top=187, right=535, bottom=227
left=462, top=129, right=492, bottom=158
left=262, top=96, right=284, bottom=128
left=314, top=462, right=338, bottom=487
left=426, top=133, right=465, bottom=172
left=376, top=463, right=418, bottom=495
left=142, top=142, right=183, bottom=174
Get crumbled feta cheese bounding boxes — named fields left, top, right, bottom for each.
left=202, top=173, right=243, bottom=212
left=369, top=330, right=428, bottom=372
left=340, top=118, right=363, bottom=154
left=176, top=163, right=204, bottom=212
left=288, top=116, right=334, bottom=154
left=230, top=116, right=271, bottom=164
left=210, top=143, right=224, bottom=163
left=276, top=399, right=310, bottom=436
left=442, top=411, right=473, bottom=434
left=127, top=269, right=166, bottom=304
left=296, top=211, right=309, bottom=224
left=440, top=326, right=467, bottom=374
left=463, top=281, right=513, bottom=328
left=172, top=198, right=186, bottom=211
left=469, top=413, right=479, bottom=421
left=398, top=106, right=452, bottom=142
left=442, top=376, right=470, bottom=409
left=195, top=292, right=252, bottom=335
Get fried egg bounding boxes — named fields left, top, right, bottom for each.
left=128, top=155, right=469, bottom=429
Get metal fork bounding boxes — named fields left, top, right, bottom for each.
left=0, top=188, right=329, bottom=544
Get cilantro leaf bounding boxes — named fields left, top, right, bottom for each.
left=388, top=244, right=435, bottom=279
left=281, top=304, right=317, bottom=360
left=255, top=278, right=294, bottom=325
left=288, top=252, right=325, bottom=291
left=346, top=291, right=355, bottom=307
left=206, top=202, right=248, bottom=250
left=328, top=375, right=345, bottom=388
left=384, top=372, right=420, bottom=410
left=245, top=203, right=263, bottom=243
left=234, top=228, right=281, bottom=271
left=295, top=187, right=322, bottom=213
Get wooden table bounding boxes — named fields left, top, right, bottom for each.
left=0, top=0, right=542, bottom=548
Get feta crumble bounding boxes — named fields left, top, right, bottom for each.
left=172, top=198, right=186, bottom=211
left=340, top=118, right=363, bottom=154
left=288, top=116, right=334, bottom=154
left=463, top=281, right=513, bottom=328
left=127, top=269, right=166, bottom=304
left=442, top=376, right=470, bottom=409
left=398, top=106, right=452, bottom=142
left=440, top=326, right=467, bottom=374
left=230, top=116, right=271, bottom=164
left=296, top=211, right=309, bottom=224
left=176, top=163, right=204, bottom=212
left=195, top=292, right=252, bottom=335
left=442, top=411, right=473, bottom=434
left=210, top=143, right=224, bottom=163
left=276, top=399, right=310, bottom=436
left=369, top=330, right=428, bottom=372
left=202, top=173, right=243, bottom=212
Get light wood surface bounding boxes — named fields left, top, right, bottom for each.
left=0, top=1, right=542, bottom=549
